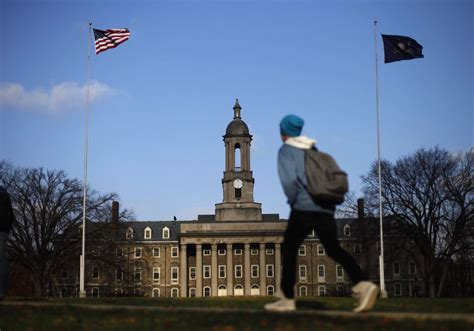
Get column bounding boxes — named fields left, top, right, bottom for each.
left=259, top=243, right=266, bottom=296
left=244, top=243, right=251, bottom=295
left=180, top=244, right=187, bottom=297
left=196, top=244, right=202, bottom=297
left=275, top=243, right=281, bottom=292
left=211, top=244, right=218, bottom=296
left=226, top=243, right=233, bottom=296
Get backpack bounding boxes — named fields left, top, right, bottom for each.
left=304, top=148, right=348, bottom=205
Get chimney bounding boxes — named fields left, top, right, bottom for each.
left=357, top=198, right=365, bottom=221
left=112, top=201, right=119, bottom=223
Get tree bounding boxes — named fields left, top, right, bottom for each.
left=0, top=161, right=134, bottom=296
left=361, top=147, right=474, bottom=297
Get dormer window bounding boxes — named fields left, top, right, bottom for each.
left=126, top=227, right=134, bottom=240
left=343, top=224, right=351, bottom=237
left=162, top=227, right=170, bottom=239
left=144, top=227, right=152, bottom=240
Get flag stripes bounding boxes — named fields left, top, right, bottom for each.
left=93, top=28, right=130, bottom=55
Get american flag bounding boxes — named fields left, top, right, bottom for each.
left=93, top=28, right=131, bottom=55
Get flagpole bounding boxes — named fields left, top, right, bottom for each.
left=79, top=22, right=92, bottom=299
left=374, top=20, right=387, bottom=298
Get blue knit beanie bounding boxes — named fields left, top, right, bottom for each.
left=280, top=115, right=304, bottom=137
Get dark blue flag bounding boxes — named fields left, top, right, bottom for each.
left=381, top=34, right=424, bottom=63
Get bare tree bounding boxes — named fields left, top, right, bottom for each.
left=0, top=161, right=134, bottom=296
left=361, top=147, right=474, bottom=297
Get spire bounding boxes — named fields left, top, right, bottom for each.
left=233, top=98, right=241, bottom=119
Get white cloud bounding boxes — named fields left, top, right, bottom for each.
left=0, top=81, right=117, bottom=114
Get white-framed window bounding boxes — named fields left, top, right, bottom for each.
left=409, top=262, right=417, bottom=275
left=394, top=282, right=402, bottom=296
left=298, top=245, right=306, bottom=256
left=318, top=265, right=325, bottom=282
left=251, top=265, right=259, bottom=278
left=235, top=265, right=243, bottom=278
left=336, top=265, right=344, bottom=282
left=171, top=246, right=179, bottom=258
left=91, top=287, right=100, bottom=298
left=318, top=285, right=326, bottom=296
left=171, top=288, right=179, bottom=298
left=116, top=247, right=123, bottom=258
left=343, top=224, right=351, bottom=236
left=189, top=267, right=196, bottom=280
left=234, top=285, right=244, bottom=296
left=203, top=248, right=211, bottom=256
left=234, top=248, right=242, bottom=255
left=317, top=245, right=325, bottom=255
left=134, top=247, right=142, bottom=258
left=203, top=286, right=211, bottom=297
left=299, top=265, right=307, bottom=282
left=218, top=248, right=226, bottom=255
left=189, top=288, right=196, bottom=297
left=134, top=267, right=142, bottom=282
left=299, top=286, right=308, bottom=297
left=92, top=266, right=99, bottom=279
left=126, top=227, right=133, bottom=239
left=60, top=269, right=68, bottom=280
left=353, top=244, right=361, bottom=255
left=218, top=265, right=226, bottom=278
left=144, top=227, right=152, bottom=240
left=153, top=247, right=160, bottom=258
left=171, top=267, right=179, bottom=284
left=153, top=267, right=160, bottom=282
left=152, top=288, right=160, bottom=298
left=251, top=284, right=260, bottom=296
left=218, top=285, right=227, bottom=297
left=393, top=262, right=401, bottom=277
left=266, top=248, right=274, bottom=255
left=251, top=248, right=258, bottom=255
left=203, top=265, right=211, bottom=279
left=162, top=227, right=170, bottom=239
left=267, top=285, right=275, bottom=296
left=266, top=264, right=274, bottom=278
left=116, top=268, right=123, bottom=281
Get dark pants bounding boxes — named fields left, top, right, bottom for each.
left=281, top=209, right=368, bottom=299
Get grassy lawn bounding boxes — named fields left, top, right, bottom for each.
left=1, top=297, right=473, bottom=331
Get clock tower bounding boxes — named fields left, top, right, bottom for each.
left=215, top=99, right=262, bottom=221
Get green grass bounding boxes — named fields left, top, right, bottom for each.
left=1, top=297, right=473, bottom=331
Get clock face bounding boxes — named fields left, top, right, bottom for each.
left=233, top=179, right=243, bottom=189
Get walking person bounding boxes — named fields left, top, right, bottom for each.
left=0, top=186, right=15, bottom=300
left=264, top=115, right=378, bottom=312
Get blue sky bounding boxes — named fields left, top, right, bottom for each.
left=1, top=0, right=472, bottom=221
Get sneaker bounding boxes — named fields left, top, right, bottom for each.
left=352, top=281, right=379, bottom=313
left=264, top=298, right=296, bottom=312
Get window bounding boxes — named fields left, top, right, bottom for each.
left=134, top=247, right=142, bottom=258
left=61, top=270, right=68, bottom=280
left=203, top=265, right=211, bottom=279
left=171, top=247, right=179, bottom=258
left=153, top=247, right=160, bottom=258
left=343, top=224, right=351, bottom=236
left=203, top=249, right=211, bottom=256
left=162, top=227, right=170, bottom=239
left=116, top=268, right=123, bottom=281
left=152, top=288, right=160, bottom=298
left=61, top=287, right=68, bottom=298
left=298, top=245, right=306, bottom=256
left=299, top=265, right=307, bottom=282
left=251, top=248, right=258, bottom=255
left=394, top=282, right=402, bottom=296
left=114, top=288, right=123, bottom=296
left=317, top=245, right=325, bottom=255
left=218, top=248, right=226, bottom=255
left=266, top=248, right=274, bottom=255
left=91, top=287, right=99, bottom=298
left=203, top=286, right=211, bottom=297
left=336, top=265, right=344, bottom=281
left=134, top=267, right=142, bottom=282
left=171, top=288, right=179, bottom=298
left=318, top=285, right=326, bottom=296
left=235, top=188, right=242, bottom=199
left=126, top=227, right=133, bottom=239
left=234, top=285, right=244, bottom=296
left=189, top=288, right=196, bottom=297
left=153, top=267, right=160, bottom=282
left=318, top=265, right=325, bottom=282
left=189, top=267, right=196, bottom=280
left=266, top=264, right=274, bottom=278
left=393, top=262, right=401, bottom=277
left=234, top=248, right=242, bottom=255
left=309, top=230, right=315, bottom=237
left=134, top=288, right=142, bottom=296
left=299, top=286, right=307, bottom=297
left=219, top=265, right=226, bottom=278
left=171, top=267, right=179, bottom=284
left=409, top=262, right=417, bottom=275
left=218, top=285, right=227, bottom=297
left=92, top=266, right=99, bottom=279
left=267, top=285, right=275, bottom=296
left=116, top=247, right=123, bottom=258
left=235, top=265, right=243, bottom=278
left=353, top=244, right=361, bottom=255
left=251, top=285, right=260, bottom=296
left=144, top=227, right=152, bottom=240
left=251, top=265, right=259, bottom=278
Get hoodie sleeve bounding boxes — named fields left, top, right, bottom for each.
left=278, top=146, right=299, bottom=206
